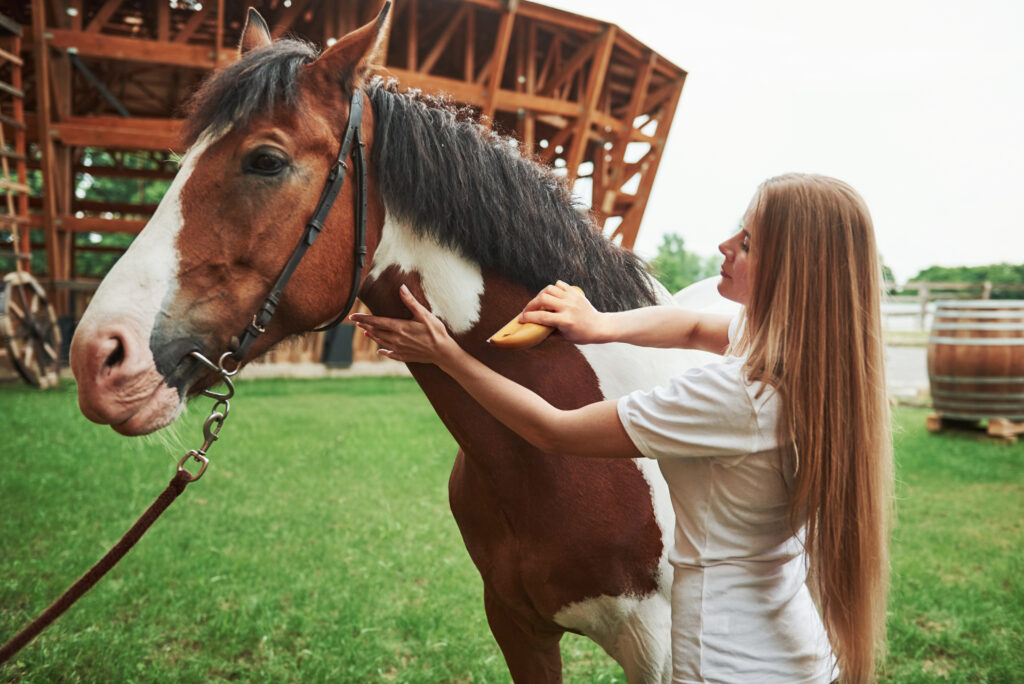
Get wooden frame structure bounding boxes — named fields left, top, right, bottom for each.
left=2, top=0, right=686, bottom=319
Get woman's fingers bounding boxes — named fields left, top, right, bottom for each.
left=520, top=309, right=560, bottom=327
left=399, top=284, right=432, bottom=322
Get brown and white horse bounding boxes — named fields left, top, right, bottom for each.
left=70, top=7, right=725, bottom=681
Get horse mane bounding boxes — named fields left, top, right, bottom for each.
left=180, top=41, right=658, bottom=312
left=180, top=39, right=317, bottom=146
left=367, top=80, right=657, bottom=312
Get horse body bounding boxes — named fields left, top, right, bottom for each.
left=69, top=8, right=724, bottom=681
left=360, top=210, right=708, bottom=680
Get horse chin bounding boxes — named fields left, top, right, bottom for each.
left=110, top=387, right=184, bottom=436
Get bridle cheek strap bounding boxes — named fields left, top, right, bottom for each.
left=232, top=88, right=368, bottom=362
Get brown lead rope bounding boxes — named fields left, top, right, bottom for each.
left=0, top=351, right=236, bottom=666
left=0, top=469, right=193, bottom=665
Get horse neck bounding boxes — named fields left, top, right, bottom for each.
left=358, top=210, right=606, bottom=447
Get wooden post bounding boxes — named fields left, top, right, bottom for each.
left=406, top=0, right=417, bottom=71
left=919, top=285, right=929, bottom=331
left=482, top=7, right=516, bottom=123
left=31, top=0, right=62, bottom=296
left=611, top=76, right=684, bottom=249
left=215, top=0, right=225, bottom=66
left=565, top=26, right=615, bottom=183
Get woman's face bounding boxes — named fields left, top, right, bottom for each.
left=717, top=212, right=753, bottom=306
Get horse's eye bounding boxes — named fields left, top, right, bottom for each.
left=245, top=151, right=288, bottom=176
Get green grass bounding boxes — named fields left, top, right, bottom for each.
left=1, top=378, right=1021, bottom=682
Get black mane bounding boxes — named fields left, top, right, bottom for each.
left=181, top=40, right=317, bottom=146
left=181, top=43, right=658, bottom=312
left=366, top=81, right=657, bottom=312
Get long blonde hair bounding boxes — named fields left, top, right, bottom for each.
left=732, top=173, right=893, bottom=683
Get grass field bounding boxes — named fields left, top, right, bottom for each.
left=1, top=377, right=1021, bottom=682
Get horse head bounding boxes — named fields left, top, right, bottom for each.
left=70, top=6, right=392, bottom=435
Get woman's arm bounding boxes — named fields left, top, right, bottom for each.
left=520, top=281, right=731, bottom=353
left=350, top=285, right=642, bottom=459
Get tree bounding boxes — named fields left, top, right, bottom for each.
left=648, top=232, right=719, bottom=294
left=910, top=263, right=1024, bottom=299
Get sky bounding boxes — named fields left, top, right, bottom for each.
left=537, top=0, right=1024, bottom=283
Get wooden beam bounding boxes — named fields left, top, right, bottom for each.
left=73, top=164, right=177, bottom=181
left=271, top=0, right=313, bottom=39
left=464, top=4, right=474, bottom=82
left=48, top=29, right=216, bottom=69
left=603, top=49, right=655, bottom=206
left=405, top=0, right=417, bottom=70
left=537, top=124, right=573, bottom=165
left=32, top=0, right=62, bottom=291
left=60, top=215, right=147, bottom=233
left=611, top=77, right=684, bottom=249
left=474, top=52, right=494, bottom=85
left=69, top=0, right=82, bottom=31
left=387, top=67, right=581, bottom=121
left=85, top=0, right=123, bottom=33
left=9, top=33, right=30, bottom=272
left=641, top=78, right=678, bottom=116
left=497, top=89, right=578, bottom=119
left=30, top=196, right=158, bottom=214
left=157, top=0, right=170, bottom=41
left=565, top=26, right=615, bottom=182
left=215, top=0, right=225, bottom=66
left=419, top=4, right=469, bottom=75
left=482, top=8, right=516, bottom=122
left=519, top=19, right=536, bottom=154
left=52, top=117, right=183, bottom=151
left=0, top=46, right=22, bottom=66
left=539, top=31, right=601, bottom=98
left=460, top=0, right=599, bottom=34
left=536, top=30, right=561, bottom=92
left=386, top=68, right=485, bottom=106
left=175, top=5, right=212, bottom=44
left=0, top=179, right=31, bottom=194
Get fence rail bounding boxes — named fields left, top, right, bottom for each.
left=883, top=281, right=1024, bottom=332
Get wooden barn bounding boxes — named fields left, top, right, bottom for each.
left=0, top=0, right=686, bottom=373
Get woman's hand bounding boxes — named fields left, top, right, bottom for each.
left=519, top=281, right=612, bottom=344
left=350, top=284, right=461, bottom=365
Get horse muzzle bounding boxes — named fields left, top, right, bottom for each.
left=70, top=318, right=183, bottom=435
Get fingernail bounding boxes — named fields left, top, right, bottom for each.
left=400, top=284, right=410, bottom=295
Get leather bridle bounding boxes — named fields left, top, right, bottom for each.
left=0, top=91, right=373, bottom=668
left=230, top=88, right=369, bottom=365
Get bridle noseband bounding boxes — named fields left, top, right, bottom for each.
left=230, top=88, right=369, bottom=365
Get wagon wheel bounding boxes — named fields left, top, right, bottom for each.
left=0, top=272, right=62, bottom=388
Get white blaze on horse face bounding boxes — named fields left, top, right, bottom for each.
left=83, top=131, right=223, bottom=334
left=368, top=212, right=484, bottom=333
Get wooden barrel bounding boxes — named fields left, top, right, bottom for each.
left=927, top=300, right=1024, bottom=421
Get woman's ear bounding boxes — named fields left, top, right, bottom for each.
left=238, top=7, right=273, bottom=55
left=308, top=1, right=392, bottom=91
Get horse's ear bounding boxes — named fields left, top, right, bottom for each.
left=239, top=8, right=272, bottom=55
left=311, top=1, right=392, bottom=89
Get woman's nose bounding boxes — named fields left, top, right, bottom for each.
left=719, top=240, right=731, bottom=258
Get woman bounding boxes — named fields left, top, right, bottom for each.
left=352, top=173, right=893, bottom=683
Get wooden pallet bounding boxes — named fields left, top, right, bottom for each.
left=927, top=413, right=1024, bottom=443
left=987, top=418, right=1024, bottom=442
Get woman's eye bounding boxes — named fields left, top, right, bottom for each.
left=246, top=152, right=287, bottom=175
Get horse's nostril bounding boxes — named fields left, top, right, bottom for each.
left=104, top=337, right=126, bottom=368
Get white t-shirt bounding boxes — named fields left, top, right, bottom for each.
left=616, top=321, right=836, bottom=684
